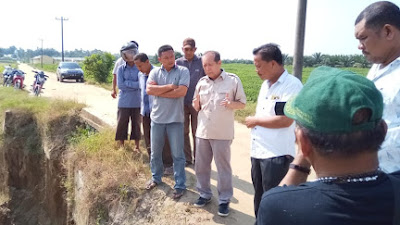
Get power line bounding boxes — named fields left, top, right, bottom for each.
left=55, top=17, right=69, bottom=62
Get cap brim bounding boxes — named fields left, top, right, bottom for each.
left=283, top=96, right=297, bottom=120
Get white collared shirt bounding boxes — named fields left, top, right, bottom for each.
left=250, top=70, right=303, bottom=159
left=367, top=56, right=400, bottom=173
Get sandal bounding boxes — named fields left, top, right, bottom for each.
left=145, top=180, right=157, bottom=190
left=173, top=188, right=185, bottom=199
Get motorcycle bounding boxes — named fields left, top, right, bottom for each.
left=12, top=69, right=25, bottom=90
left=32, top=70, right=48, bottom=96
left=2, top=65, right=12, bottom=84
left=2, top=69, right=15, bottom=87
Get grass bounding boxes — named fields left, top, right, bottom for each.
left=67, top=128, right=150, bottom=221
left=31, top=63, right=58, bottom=73
left=222, top=64, right=369, bottom=122
left=0, top=88, right=85, bottom=131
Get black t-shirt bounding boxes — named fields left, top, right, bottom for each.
left=257, top=171, right=400, bottom=225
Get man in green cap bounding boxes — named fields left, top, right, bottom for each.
left=256, top=67, right=400, bottom=225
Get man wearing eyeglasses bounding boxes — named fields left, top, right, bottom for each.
left=176, top=38, right=206, bottom=166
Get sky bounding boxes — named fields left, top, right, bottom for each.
left=1, top=0, right=398, bottom=60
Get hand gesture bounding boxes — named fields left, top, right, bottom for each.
left=220, top=93, right=231, bottom=108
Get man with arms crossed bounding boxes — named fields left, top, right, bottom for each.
left=134, top=53, right=174, bottom=175
left=192, top=51, right=246, bottom=216
left=244, top=43, right=303, bottom=219
left=145, top=45, right=189, bottom=199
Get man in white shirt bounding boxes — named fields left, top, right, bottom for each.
left=355, top=1, right=400, bottom=173
left=245, top=43, right=303, bottom=219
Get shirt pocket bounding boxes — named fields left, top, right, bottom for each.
left=199, top=89, right=210, bottom=107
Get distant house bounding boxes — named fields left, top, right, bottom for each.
left=31, top=55, right=55, bottom=64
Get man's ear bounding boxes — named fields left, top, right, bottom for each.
left=383, top=24, right=395, bottom=40
left=296, top=128, right=312, bottom=157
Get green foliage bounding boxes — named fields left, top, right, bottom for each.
left=174, top=52, right=183, bottom=59
left=68, top=125, right=96, bottom=144
left=83, top=53, right=115, bottom=83
left=149, top=54, right=159, bottom=64
left=31, top=63, right=58, bottom=73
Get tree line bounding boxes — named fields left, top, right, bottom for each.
left=1, top=46, right=370, bottom=68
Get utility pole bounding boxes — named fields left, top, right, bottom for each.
left=55, top=17, right=68, bottom=62
left=293, top=0, right=307, bottom=81
left=39, top=38, right=43, bottom=68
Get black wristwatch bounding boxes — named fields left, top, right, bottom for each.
left=289, top=163, right=311, bottom=175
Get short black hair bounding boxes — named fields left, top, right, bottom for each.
left=299, top=109, right=387, bottom=157
left=133, top=53, right=149, bottom=62
left=158, top=45, right=174, bottom=57
left=355, top=1, right=400, bottom=30
left=252, top=43, right=283, bottom=65
left=203, top=51, right=221, bottom=62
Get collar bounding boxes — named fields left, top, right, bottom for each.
left=161, top=63, right=177, bottom=71
left=268, top=70, right=288, bottom=86
left=123, top=62, right=136, bottom=69
left=205, top=69, right=226, bottom=81
left=183, top=55, right=199, bottom=62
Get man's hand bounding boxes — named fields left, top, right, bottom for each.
left=193, top=93, right=201, bottom=111
left=111, top=90, right=117, bottom=99
left=167, top=84, right=179, bottom=90
left=245, top=116, right=258, bottom=128
left=220, top=93, right=231, bottom=108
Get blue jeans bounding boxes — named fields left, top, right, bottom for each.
left=150, top=121, right=186, bottom=190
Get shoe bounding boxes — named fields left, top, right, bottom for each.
left=145, top=180, right=157, bottom=190
left=218, top=203, right=229, bottom=217
left=194, top=197, right=211, bottom=207
left=173, top=188, right=185, bottom=199
left=164, top=166, right=174, bottom=176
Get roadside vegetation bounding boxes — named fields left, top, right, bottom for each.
left=0, top=88, right=84, bottom=129
left=66, top=127, right=150, bottom=222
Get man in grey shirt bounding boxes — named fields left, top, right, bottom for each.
left=176, top=38, right=205, bottom=165
left=145, top=45, right=190, bottom=199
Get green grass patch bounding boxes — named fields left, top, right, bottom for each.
left=0, top=88, right=84, bottom=127
left=31, top=63, right=58, bottom=73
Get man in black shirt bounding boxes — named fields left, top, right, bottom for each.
left=257, top=66, right=400, bottom=225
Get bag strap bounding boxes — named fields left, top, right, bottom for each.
left=387, top=173, right=400, bottom=225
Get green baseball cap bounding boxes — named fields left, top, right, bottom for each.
left=284, top=66, right=383, bottom=133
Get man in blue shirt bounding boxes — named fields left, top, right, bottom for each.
left=115, top=42, right=141, bottom=150
left=145, top=45, right=190, bottom=199
left=134, top=53, right=174, bottom=175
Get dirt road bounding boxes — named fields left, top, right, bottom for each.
left=19, top=63, right=256, bottom=224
